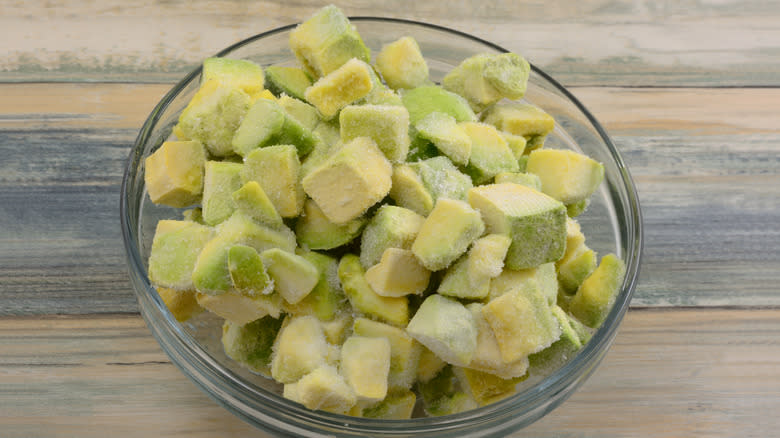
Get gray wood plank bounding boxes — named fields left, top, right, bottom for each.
left=1, top=1, right=779, bottom=86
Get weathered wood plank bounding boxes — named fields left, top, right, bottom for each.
left=2, top=1, right=779, bottom=86
left=1, top=309, right=777, bottom=437
left=0, top=84, right=778, bottom=314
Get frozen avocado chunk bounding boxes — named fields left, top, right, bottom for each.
left=283, top=250, right=346, bottom=321
left=438, top=233, right=511, bottom=300
left=526, top=148, right=605, bottom=204
left=278, top=94, right=320, bottom=132
left=488, top=262, right=558, bottom=306
left=289, top=5, right=370, bottom=78
left=196, top=290, right=282, bottom=325
left=227, top=244, right=273, bottom=297
left=401, top=85, right=476, bottom=125
left=222, top=315, right=283, bottom=376
left=494, top=171, right=541, bottom=191
left=202, top=57, right=265, bottom=95
left=528, top=305, right=583, bottom=376
left=481, top=101, right=555, bottom=140
left=442, top=52, right=529, bottom=112
left=558, top=246, right=597, bottom=294
left=375, top=36, right=429, bottom=90
left=388, top=164, right=435, bottom=216
left=176, top=79, right=250, bottom=157
left=482, top=282, right=561, bottom=363
left=304, top=58, right=375, bottom=119
left=293, top=364, right=357, bottom=413
left=406, top=294, right=477, bottom=367
left=358, top=390, right=416, bottom=419
left=417, top=365, right=478, bottom=416
left=231, top=181, right=283, bottom=228
left=240, top=145, right=305, bottom=218
left=365, top=248, right=431, bottom=297
left=144, top=140, right=205, bottom=208
left=465, top=303, right=529, bottom=379
left=340, top=104, right=410, bottom=163
left=500, top=131, right=528, bottom=159
left=302, top=136, right=392, bottom=224
left=148, top=220, right=214, bottom=290
left=353, top=317, right=422, bottom=390
left=453, top=366, right=525, bottom=406
left=468, top=183, right=566, bottom=270
left=415, top=112, right=472, bottom=166
left=338, top=254, right=409, bottom=327
left=437, top=255, right=490, bottom=300
left=359, top=205, right=425, bottom=269
left=409, top=156, right=473, bottom=204
left=295, top=198, right=366, bottom=250
left=264, top=65, right=312, bottom=101
left=412, top=199, right=485, bottom=272
left=202, top=161, right=243, bottom=226
left=156, top=287, right=202, bottom=322
left=232, top=99, right=318, bottom=157
left=460, top=122, right=519, bottom=184
left=271, top=315, right=329, bottom=384
left=261, top=248, right=319, bottom=305
left=341, top=335, right=392, bottom=402
left=569, top=253, right=626, bottom=327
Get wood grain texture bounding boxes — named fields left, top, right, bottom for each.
left=1, top=309, right=777, bottom=437
left=1, top=84, right=778, bottom=314
left=2, top=0, right=779, bottom=86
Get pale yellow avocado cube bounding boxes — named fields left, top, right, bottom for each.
left=240, top=145, right=305, bottom=218
left=148, top=220, right=214, bottom=290
left=453, top=366, right=524, bottom=406
left=460, top=121, right=519, bottom=184
left=295, top=365, right=357, bottom=413
left=411, top=199, right=485, bottom=271
left=271, top=315, right=329, bottom=384
left=202, top=57, right=265, bottom=95
left=406, top=294, right=477, bottom=367
left=560, top=217, right=586, bottom=265
left=196, top=290, right=282, bottom=325
left=364, top=248, right=430, bottom=297
left=389, top=164, right=434, bottom=216
left=320, top=312, right=353, bottom=345
left=340, top=335, right=392, bottom=402
left=359, top=390, right=417, bottom=419
left=302, top=136, right=392, bottom=224
left=464, top=303, right=529, bottom=379
left=360, top=205, right=425, bottom=269
left=494, top=172, right=541, bottom=191
left=482, top=285, right=561, bottom=363
left=526, top=148, right=605, bottom=204
left=338, top=254, right=409, bottom=327
left=416, top=345, right=447, bottom=383
left=249, top=89, right=277, bottom=103
left=156, top=287, right=202, bottom=322
left=468, top=234, right=512, bottom=279
left=304, top=58, right=375, bottom=119
left=481, top=102, right=555, bottom=139
left=500, top=131, right=527, bottom=159
left=353, top=317, right=422, bottom=390
left=375, top=36, right=430, bottom=90
left=487, top=262, right=558, bottom=305
left=261, top=248, right=319, bottom=305
left=144, top=140, right=205, bottom=208
left=202, top=161, right=243, bottom=226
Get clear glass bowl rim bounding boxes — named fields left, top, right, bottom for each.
left=120, top=16, right=643, bottom=437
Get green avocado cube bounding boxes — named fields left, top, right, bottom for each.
left=261, top=248, right=319, bottom=305
left=412, top=199, right=485, bottom=271
left=221, top=315, right=283, bottom=376
left=526, top=148, right=605, bottom=204
left=176, top=80, right=250, bottom=157
left=487, top=262, right=558, bottom=305
left=227, top=244, right=273, bottom=297
left=359, top=205, right=425, bottom=269
left=566, top=199, right=590, bottom=218
left=389, top=163, right=435, bottom=216
left=460, top=122, right=519, bottom=184
left=144, top=140, right=205, bottom=208
left=202, top=57, right=265, bottom=95
left=148, top=220, right=214, bottom=290
left=528, top=305, right=583, bottom=377
left=240, top=145, right=304, bottom=218
left=304, top=58, right=375, bottom=119
left=437, top=255, right=490, bottom=300
left=500, top=131, right=528, bottom=159
left=353, top=317, right=423, bottom=390
left=302, top=137, right=392, bottom=224
left=338, top=254, right=409, bottom=327
left=231, top=181, right=283, bottom=228
left=481, top=102, right=555, bottom=139
left=278, top=94, right=320, bottom=131
left=465, top=303, right=529, bottom=379
left=406, top=294, right=478, bottom=367
left=417, top=365, right=478, bottom=416
left=468, top=183, right=566, bottom=269
left=453, top=366, right=524, bottom=406
left=359, top=390, right=416, bottom=419
left=415, top=112, right=472, bottom=166
left=442, top=52, right=529, bottom=112
left=558, top=246, right=597, bottom=294
left=569, top=253, right=626, bottom=327
left=401, top=85, right=476, bottom=125
left=494, top=172, right=541, bottom=191
left=295, top=198, right=365, bottom=250
left=339, top=104, right=410, bottom=163
left=283, top=250, right=346, bottom=322
left=375, top=36, right=429, bottom=90
left=289, top=5, right=371, bottom=78
left=340, top=335, right=392, bottom=402
left=409, top=156, right=473, bottom=204
left=230, top=98, right=285, bottom=156
left=265, top=65, right=312, bottom=101
left=271, top=315, right=329, bottom=384
left=202, top=161, right=243, bottom=226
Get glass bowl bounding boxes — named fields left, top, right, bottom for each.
left=121, top=17, right=642, bottom=437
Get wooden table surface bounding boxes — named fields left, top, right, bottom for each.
left=2, top=1, right=778, bottom=437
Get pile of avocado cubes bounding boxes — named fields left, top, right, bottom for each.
left=144, top=4, right=626, bottom=418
